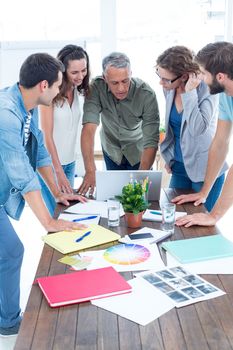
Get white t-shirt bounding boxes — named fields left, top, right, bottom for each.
left=24, top=112, right=32, bottom=146
left=53, top=89, right=84, bottom=165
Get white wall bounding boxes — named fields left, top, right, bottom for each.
left=0, top=40, right=84, bottom=87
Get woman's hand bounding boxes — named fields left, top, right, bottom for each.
left=185, top=72, right=202, bottom=92
left=165, top=163, right=172, bottom=174
left=56, top=169, right=73, bottom=194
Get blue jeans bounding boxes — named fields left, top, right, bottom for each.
left=103, top=151, right=140, bottom=170
left=170, top=161, right=225, bottom=212
left=38, top=161, right=76, bottom=216
left=0, top=207, right=24, bottom=328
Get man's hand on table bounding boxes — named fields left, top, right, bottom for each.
left=172, top=191, right=207, bottom=206
left=77, top=171, right=96, bottom=197
left=176, top=212, right=217, bottom=228
left=55, top=192, right=88, bottom=206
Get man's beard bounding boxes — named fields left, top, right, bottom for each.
left=209, top=77, right=225, bottom=94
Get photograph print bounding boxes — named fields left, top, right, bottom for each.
left=169, top=266, right=189, bottom=277
left=156, top=269, right=176, bottom=280
left=154, top=282, right=174, bottom=293
left=183, top=275, right=203, bottom=286
left=181, top=287, right=204, bottom=299
left=197, top=284, right=218, bottom=294
left=167, top=290, right=189, bottom=303
left=168, top=278, right=189, bottom=289
left=142, top=273, right=162, bottom=285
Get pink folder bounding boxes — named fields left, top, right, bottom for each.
left=36, top=266, right=132, bottom=307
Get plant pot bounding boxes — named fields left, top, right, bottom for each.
left=124, top=211, right=144, bottom=228
left=159, top=131, right=165, bottom=144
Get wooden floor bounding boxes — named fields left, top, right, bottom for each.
left=14, top=188, right=233, bottom=350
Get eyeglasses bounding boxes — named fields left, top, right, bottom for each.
left=156, top=70, right=182, bottom=85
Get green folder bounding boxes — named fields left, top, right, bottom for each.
left=162, top=234, right=233, bottom=263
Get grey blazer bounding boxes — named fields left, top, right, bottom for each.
left=160, top=81, right=227, bottom=182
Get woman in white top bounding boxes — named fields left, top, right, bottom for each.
left=39, top=45, right=90, bottom=215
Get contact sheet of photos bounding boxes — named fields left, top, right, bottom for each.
left=136, top=266, right=225, bottom=307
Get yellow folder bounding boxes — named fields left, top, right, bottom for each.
left=42, top=224, right=120, bottom=254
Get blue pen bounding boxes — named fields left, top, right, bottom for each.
left=72, top=215, right=98, bottom=222
left=75, top=231, right=92, bottom=243
left=150, top=210, right=162, bottom=215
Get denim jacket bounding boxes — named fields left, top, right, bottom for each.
left=0, top=83, right=51, bottom=219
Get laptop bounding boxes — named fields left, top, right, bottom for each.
left=95, top=170, right=162, bottom=201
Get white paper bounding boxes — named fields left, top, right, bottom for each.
left=59, top=213, right=100, bottom=225
left=78, top=243, right=165, bottom=272
left=166, top=251, right=233, bottom=275
left=64, top=200, right=124, bottom=218
left=91, top=277, right=174, bottom=326
left=119, top=226, right=172, bottom=245
left=143, top=209, right=186, bottom=222
left=136, top=266, right=225, bottom=308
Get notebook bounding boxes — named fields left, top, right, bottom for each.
left=36, top=266, right=132, bottom=307
left=162, top=234, right=233, bottom=264
left=42, top=224, right=120, bottom=254
left=95, top=170, right=162, bottom=201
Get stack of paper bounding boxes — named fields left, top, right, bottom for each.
left=92, top=278, right=173, bottom=326
left=143, top=209, right=186, bottom=222
left=59, top=213, right=100, bottom=225
left=64, top=200, right=124, bottom=218
left=166, top=252, right=233, bottom=275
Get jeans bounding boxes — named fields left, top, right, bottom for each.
left=103, top=151, right=140, bottom=170
left=38, top=161, right=76, bottom=216
left=0, top=207, right=24, bottom=328
left=169, top=161, right=225, bottom=212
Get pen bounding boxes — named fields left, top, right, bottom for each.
left=75, top=231, right=92, bottom=243
left=150, top=210, right=162, bottom=215
left=72, top=215, right=98, bottom=222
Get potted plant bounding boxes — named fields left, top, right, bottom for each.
left=116, top=182, right=151, bottom=228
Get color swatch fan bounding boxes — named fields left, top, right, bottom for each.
left=104, top=244, right=150, bottom=265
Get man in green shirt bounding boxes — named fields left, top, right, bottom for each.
left=79, top=52, right=160, bottom=195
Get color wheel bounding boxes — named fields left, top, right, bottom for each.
left=103, top=244, right=150, bottom=265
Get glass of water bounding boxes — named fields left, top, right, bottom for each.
left=107, top=199, right=120, bottom=227
left=162, top=203, right=176, bottom=234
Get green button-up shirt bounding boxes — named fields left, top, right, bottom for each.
left=83, top=76, right=160, bottom=166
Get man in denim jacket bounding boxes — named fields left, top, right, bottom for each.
left=0, top=53, right=86, bottom=337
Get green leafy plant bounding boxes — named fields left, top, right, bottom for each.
left=116, top=182, right=151, bottom=215
left=159, top=125, right=166, bottom=133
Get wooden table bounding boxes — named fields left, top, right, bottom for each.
left=14, top=189, right=233, bottom=350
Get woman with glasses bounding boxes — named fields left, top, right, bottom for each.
left=39, top=45, right=90, bottom=215
left=156, top=45, right=227, bottom=211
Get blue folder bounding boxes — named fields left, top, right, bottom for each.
left=162, top=234, right=233, bottom=263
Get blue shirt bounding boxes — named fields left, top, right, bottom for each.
left=219, top=93, right=233, bottom=121
left=169, top=103, right=183, bottom=163
left=0, top=83, right=51, bottom=219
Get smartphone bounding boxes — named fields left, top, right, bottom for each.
left=128, top=232, right=153, bottom=240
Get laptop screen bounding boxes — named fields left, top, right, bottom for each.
left=95, top=170, right=162, bottom=201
